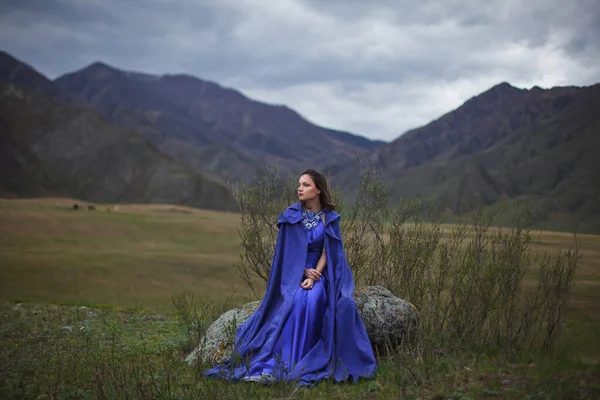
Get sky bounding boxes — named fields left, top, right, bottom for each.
left=1, top=0, right=599, bottom=142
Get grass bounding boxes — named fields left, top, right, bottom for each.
left=1, top=197, right=600, bottom=398
left=0, top=198, right=252, bottom=310
left=1, top=301, right=598, bottom=399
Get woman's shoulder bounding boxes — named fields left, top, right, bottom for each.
left=277, top=202, right=303, bottom=225
left=324, top=209, right=341, bottom=224
left=319, top=207, right=340, bottom=227
left=284, top=202, right=302, bottom=212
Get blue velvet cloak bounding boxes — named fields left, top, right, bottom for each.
left=206, top=202, right=376, bottom=385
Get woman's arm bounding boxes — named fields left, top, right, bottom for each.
left=315, top=248, right=326, bottom=274
left=316, top=212, right=327, bottom=274
left=302, top=247, right=326, bottom=289
left=303, top=214, right=328, bottom=282
left=304, top=248, right=325, bottom=280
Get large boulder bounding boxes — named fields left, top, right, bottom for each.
left=354, top=286, right=420, bottom=352
left=186, top=286, right=419, bottom=366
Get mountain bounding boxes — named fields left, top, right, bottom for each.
left=332, top=82, right=600, bottom=232
left=0, top=51, right=72, bottom=102
left=3, top=51, right=598, bottom=231
left=0, top=55, right=237, bottom=211
left=54, top=62, right=384, bottom=183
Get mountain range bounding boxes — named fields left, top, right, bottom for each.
left=1, top=50, right=598, bottom=232
left=331, top=81, right=600, bottom=232
left=54, top=61, right=383, bottom=183
left=0, top=52, right=237, bottom=211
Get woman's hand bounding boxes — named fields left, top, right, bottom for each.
left=304, top=268, right=321, bottom=281
left=300, top=278, right=315, bottom=290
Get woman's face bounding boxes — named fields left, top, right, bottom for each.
left=298, top=174, right=320, bottom=202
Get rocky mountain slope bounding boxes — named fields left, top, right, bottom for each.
left=2, top=50, right=598, bottom=231
left=55, top=62, right=383, bottom=183
left=0, top=54, right=237, bottom=210
left=332, top=82, right=600, bottom=232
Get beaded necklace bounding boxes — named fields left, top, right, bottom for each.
left=302, top=207, right=325, bottom=230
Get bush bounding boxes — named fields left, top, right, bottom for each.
left=233, top=165, right=581, bottom=359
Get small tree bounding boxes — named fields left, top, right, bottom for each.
left=231, top=165, right=296, bottom=297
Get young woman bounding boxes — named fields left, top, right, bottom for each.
left=206, top=169, right=376, bottom=385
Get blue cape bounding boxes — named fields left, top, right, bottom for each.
left=207, top=202, right=376, bottom=384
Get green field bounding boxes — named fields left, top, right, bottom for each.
left=1, top=197, right=599, bottom=398
left=0, top=198, right=253, bottom=310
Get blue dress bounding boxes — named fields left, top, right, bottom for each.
left=205, top=203, right=376, bottom=385
left=242, top=215, right=327, bottom=380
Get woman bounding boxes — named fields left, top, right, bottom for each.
left=205, top=169, right=376, bottom=385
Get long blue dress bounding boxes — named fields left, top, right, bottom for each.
left=205, top=203, right=376, bottom=385
left=242, top=212, right=327, bottom=381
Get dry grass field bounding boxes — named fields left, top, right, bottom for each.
left=0, top=198, right=251, bottom=311
left=1, top=197, right=599, bottom=361
left=1, top=197, right=599, bottom=398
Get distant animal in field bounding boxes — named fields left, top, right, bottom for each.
left=72, top=203, right=79, bottom=210
left=88, top=205, right=96, bottom=211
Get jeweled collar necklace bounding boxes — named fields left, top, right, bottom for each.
left=301, top=206, right=325, bottom=230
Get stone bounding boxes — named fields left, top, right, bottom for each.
left=186, top=286, right=419, bottom=367
left=61, top=325, right=73, bottom=333
left=354, top=286, right=420, bottom=352
left=186, top=301, right=260, bottom=366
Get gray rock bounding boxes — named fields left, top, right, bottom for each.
left=186, top=286, right=419, bottom=366
left=186, top=301, right=260, bottom=366
left=61, top=325, right=73, bottom=333
left=354, top=286, right=420, bottom=352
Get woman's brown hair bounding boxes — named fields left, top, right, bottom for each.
left=300, top=168, right=336, bottom=211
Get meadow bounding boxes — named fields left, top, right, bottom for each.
left=0, top=198, right=250, bottom=309
left=1, top=197, right=599, bottom=399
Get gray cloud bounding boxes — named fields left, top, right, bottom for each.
left=1, top=0, right=599, bottom=141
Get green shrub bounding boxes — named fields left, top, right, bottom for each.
left=234, top=166, right=580, bottom=359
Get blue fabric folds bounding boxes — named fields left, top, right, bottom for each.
left=205, top=202, right=376, bottom=385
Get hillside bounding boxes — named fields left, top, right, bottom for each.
left=2, top=51, right=598, bottom=231
left=55, top=62, right=383, bottom=183
left=0, top=81, right=238, bottom=210
left=332, top=82, right=600, bottom=232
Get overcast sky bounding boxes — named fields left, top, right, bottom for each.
left=2, top=0, right=599, bottom=141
